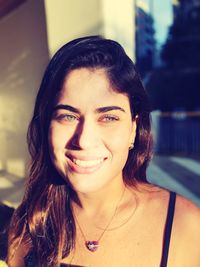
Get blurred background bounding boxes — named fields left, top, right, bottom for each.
left=0, top=0, right=200, bottom=212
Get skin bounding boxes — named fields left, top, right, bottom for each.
left=48, top=67, right=137, bottom=212
left=48, top=68, right=200, bottom=267
left=8, top=67, right=200, bottom=267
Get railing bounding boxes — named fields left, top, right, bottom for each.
left=152, top=111, right=200, bottom=155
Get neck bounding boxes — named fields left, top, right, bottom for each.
left=72, top=177, right=126, bottom=218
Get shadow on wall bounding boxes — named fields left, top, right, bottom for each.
left=0, top=0, right=49, bottom=177
left=0, top=49, right=33, bottom=176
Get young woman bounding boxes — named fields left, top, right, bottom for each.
left=8, top=36, right=200, bottom=267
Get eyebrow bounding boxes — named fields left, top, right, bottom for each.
left=54, top=104, right=80, bottom=114
left=53, top=104, right=126, bottom=114
left=95, top=106, right=126, bottom=113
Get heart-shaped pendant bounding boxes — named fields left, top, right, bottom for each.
left=85, top=241, right=99, bottom=252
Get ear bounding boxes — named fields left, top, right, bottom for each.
left=129, top=119, right=137, bottom=145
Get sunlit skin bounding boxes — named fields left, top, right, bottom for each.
left=48, top=68, right=136, bottom=205
left=10, top=69, right=200, bottom=267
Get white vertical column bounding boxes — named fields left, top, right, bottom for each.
left=44, top=0, right=103, bottom=57
left=102, top=0, right=135, bottom=60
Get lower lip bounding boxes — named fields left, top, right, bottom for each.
left=67, top=157, right=106, bottom=174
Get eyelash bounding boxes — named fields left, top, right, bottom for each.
left=55, top=114, right=79, bottom=122
left=99, top=115, right=119, bottom=122
left=54, top=114, right=119, bottom=123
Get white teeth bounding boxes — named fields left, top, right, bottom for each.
left=73, top=158, right=104, bottom=167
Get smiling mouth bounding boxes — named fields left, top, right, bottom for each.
left=66, top=156, right=107, bottom=174
left=73, top=158, right=104, bottom=167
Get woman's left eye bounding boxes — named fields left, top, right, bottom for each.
left=100, top=115, right=119, bottom=122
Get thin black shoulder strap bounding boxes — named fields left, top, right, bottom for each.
left=160, top=191, right=176, bottom=267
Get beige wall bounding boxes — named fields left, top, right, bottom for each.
left=44, top=0, right=135, bottom=59
left=0, top=0, right=136, bottom=178
left=0, top=0, right=49, bottom=176
left=102, top=0, right=135, bottom=60
left=44, top=0, right=103, bottom=57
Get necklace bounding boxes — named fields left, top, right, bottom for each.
left=73, top=186, right=126, bottom=252
left=95, top=189, right=138, bottom=231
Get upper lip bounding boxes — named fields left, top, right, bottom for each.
left=66, top=154, right=107, bottom=161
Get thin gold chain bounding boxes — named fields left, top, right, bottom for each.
left=73, top=185, right=126, bottom=243
left=95, top=190, right=138, bottom=231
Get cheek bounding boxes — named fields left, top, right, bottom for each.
left=104, top=127, right=133, bottom=151
left=48, top=124, right=74, bottom=150
left=48, top=128, right=67, bottom=162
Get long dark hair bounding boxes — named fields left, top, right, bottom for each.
left=8, top=36, right=152, bottom=266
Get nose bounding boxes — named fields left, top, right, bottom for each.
left=72, top=118, right=99, bottom=150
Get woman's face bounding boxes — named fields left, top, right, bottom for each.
left=48, top=68, right=136, bottom=193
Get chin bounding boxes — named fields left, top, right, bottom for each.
left=67, top=176, right=108, bottom=194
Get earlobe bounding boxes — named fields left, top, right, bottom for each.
left=129, top=120, right=137, bottom=150
left=131, top=119, right=137, bottom=135
left=129, top=142, right=134, bottom=150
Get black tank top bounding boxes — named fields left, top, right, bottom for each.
left=160, top=191, right=176, bottom=267
left=24, top=192, right=177, bottom=267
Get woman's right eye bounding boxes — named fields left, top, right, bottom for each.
left=54, top=114, right=79, bottom=122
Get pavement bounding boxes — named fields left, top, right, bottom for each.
left=148, top=155, right=200, bottom=207
left=0, top=155, right=200, bottom=208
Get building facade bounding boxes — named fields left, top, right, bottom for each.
left=135, top=0, right=155, bottom=77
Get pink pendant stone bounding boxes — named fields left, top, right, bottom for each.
left=85, top=241, right=99, bottom=252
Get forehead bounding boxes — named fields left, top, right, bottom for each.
left=58, top=68, right=130, bottom=110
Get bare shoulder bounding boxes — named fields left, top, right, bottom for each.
left=166, top=194, right=200, bottom=266
left=127, top=184, right=200, bottom=265
left=134, top=182, right=170, bottom=203
left=152, top=188, right=200, bottom=229
left=146, top=187, right=200, bottom=265
left=136, top=183, right=200, bottom=224
left=175, top=194, right=200, bottom=230
left=134, top=182, right=200, bottom=227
